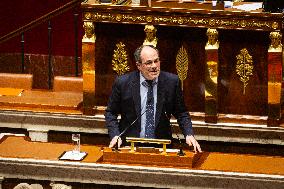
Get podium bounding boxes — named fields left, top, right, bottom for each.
left=1, top=135, right=284, bottom=189
left=103, top=137, right=202, bottom=168
left=103, top=147, right=202, bottom=168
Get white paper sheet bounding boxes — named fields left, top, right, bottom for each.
left=59, top=151, right=87, bottom=161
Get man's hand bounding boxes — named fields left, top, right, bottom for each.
left=109, top=136, right=122, bottom=148
left=186, top=135, right=202, bottom=153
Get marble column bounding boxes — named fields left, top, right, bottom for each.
left=267, top=31, right=282, bottom=127
left=204, top=28, right=219, bottom=123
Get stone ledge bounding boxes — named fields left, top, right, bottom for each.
left=0, top=110, right=283, bottom=145
left=0, top=158, right=284, bottom=189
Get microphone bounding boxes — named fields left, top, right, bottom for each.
left=113, top=104, right=148, bottom=151
left=164, top=111, right=185, bottom=156
left=113, top=91, right=153, bottom=151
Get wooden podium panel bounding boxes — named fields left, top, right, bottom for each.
left=103, top=147, right=202, bottom=168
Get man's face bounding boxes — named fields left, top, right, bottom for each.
left=137, top=46, right=160, bottom=80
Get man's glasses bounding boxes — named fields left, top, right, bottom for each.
left=142, top=58, right=160, bottom=66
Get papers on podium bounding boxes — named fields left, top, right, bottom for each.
left=59, top=151, right=87, bottom=161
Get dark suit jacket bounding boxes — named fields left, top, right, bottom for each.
left=105, top=70, right=193, bottom=141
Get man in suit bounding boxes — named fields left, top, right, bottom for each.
left=105, top=45, right=202, bottom=153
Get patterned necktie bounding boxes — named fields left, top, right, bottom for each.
left=145, top=80, right=155, bottom=138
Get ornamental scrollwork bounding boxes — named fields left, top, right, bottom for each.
left=89, top=12, right=280, bottom=31
left=84, top=12, right=92, bottom=20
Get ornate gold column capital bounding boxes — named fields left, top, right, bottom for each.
left=269, top=32, right=282, bottom=52
left=143, top=25, right=158, bottom=47
left=83, top=21, right=96, bottom=43
left=205, top=28, right=219, bottom=50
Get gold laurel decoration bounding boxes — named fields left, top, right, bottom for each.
left=176, top=46, right=189, bottom=90
left=112, top=42, right=130, bottom=75
left=235, top=48, right=254, bottom=95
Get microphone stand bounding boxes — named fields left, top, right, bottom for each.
left=113, top=137, right=120, bottom=152
left=165, top=112, right=185, bottom=156
left=176, top=132, right=185, bottom=156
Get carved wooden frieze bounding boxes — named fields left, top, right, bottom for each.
left=82, top=8, right=282, bottom=31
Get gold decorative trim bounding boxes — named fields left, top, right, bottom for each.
left=236, top=48, right=254, bottom=95
left=268, top=32, right=282, bottom=52
left=207, top=61, right=218, bottom=81
left=176, top=46, right=189, bottom=90
left=112, top=42, right=130, bottom=75
left=84, top=12, right=280, bottom=31
left=205, top=61, right=218, bottom=98
left=143, top=25, right=158, bottom=47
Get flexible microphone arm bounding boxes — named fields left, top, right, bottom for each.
left=119, top=110, right=147, bottom=138
left=164, top=112, right=185, bottom=156
left=113, top=103, right=149, bottom=151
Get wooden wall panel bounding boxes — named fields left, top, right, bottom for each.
left=218, top=30, right=269, bottom=116
left=93, top=23, right=269, bottom=116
